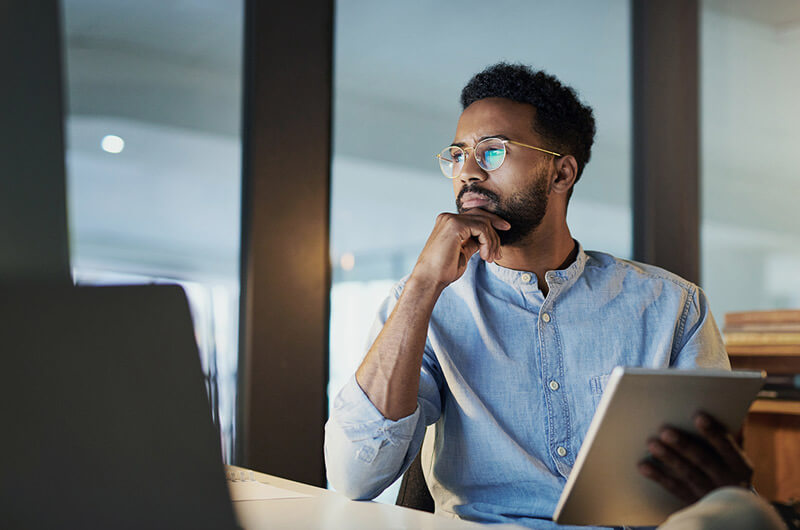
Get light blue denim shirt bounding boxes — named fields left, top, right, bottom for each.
left=325, top=245, right=729, bottom=529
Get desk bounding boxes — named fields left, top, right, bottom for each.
left=228, top=466, right=526, bottom=529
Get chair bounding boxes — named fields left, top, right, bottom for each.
left=395, top=450, right=435, bottom=513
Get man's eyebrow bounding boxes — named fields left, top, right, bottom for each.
left=450, top=134, right=510, bottom=148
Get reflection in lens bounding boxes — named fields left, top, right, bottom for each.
left=439, top=146, right=465, bottom=178
left=439, top=158, right=453, bottom=177
left=438, top=147, right=455, bottom=178
left=477, top=140, right=505, bottom=171
left=482, top=148, right=504, bottom=170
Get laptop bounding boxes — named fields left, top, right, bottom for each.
left=0, top=284, right=239, bottom=529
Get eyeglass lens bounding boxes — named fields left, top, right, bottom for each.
left=438, top=138, right=506, bottom=178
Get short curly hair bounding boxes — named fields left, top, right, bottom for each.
left=460, top=63, right=596, bottom=188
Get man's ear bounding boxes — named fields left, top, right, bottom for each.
left=551, top=155, right=579, bottom=195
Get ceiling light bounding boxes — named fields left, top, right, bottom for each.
left=101, top=135, right=125, bottom=154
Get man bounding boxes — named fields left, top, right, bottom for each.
left=325, top=63, right=743, bottom=528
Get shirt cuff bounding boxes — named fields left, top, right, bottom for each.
left=332, top=374, right=420, bottom=449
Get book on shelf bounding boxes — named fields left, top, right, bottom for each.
left=723, top=309, right=800, bottom=357
left=726, top=344, right=800, bottom=356
left=725, top=309, right=800, bottom=328
left=723, top=322, right=800, bottom=333
left=758, top=389, right=800, bottom=401
left=725, top=332, right=800, bottom=346
left=764, top=374, right=800, bottom=388
left=755, top=374, right=800, bottom=401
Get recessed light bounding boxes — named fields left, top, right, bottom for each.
left=101, top=135, right=125, bottom=154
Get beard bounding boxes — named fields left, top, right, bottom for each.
left=456, top=173, right=549, bottom=246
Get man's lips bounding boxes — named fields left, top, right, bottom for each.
left=460, top=192, right=493, bottom=209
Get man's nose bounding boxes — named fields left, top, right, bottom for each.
left=459, top=151, right=487, bottom=184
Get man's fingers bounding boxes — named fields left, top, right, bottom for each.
left=434, top=210, right=507, bottom=264
left=640, top=416, right=755, bottom=508
left=464, top=219, right=501, bottom=262
left=694, top=413, right=753, bottom=486
left=469, top=227, right=495, bottom=262
left=460, top=237, right=480, bottom=257
left=637, top=460, right=698, bottom=504
left=438, top=212, right=499, bottom=262
left=657, top=427, right=732, bottom=486
left=461, top=207, right=510, bottom=227
left=490, top=218, right=511, bottom=231
left=648, top=437, right=714, bottom=500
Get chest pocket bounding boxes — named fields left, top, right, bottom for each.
left=589, top=372, right=612, bottom=409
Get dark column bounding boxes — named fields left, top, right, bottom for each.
left=0, top=1, right=71, bottom=283
left=632, top=0, right=700, bottom=284
left=237, top=0, right=333, bottom=486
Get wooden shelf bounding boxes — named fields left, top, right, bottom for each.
left=750, top=399, right=800, bottom=416
left=727, top=314, right=800, bottom=502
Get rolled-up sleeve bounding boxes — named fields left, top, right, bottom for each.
left=324, top=282, right=443, bottom=500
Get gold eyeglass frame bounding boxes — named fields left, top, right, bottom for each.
left=435, top=138, right=562, bottom=179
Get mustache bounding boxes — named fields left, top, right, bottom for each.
left=456, top=184, right=501, bottom=209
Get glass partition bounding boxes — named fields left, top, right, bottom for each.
left=701, top=1, right=800, bottom=316
left=61, top=0, right=243, bottom=461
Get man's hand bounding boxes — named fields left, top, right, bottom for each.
left=411, top=210, right=510, bottom=290
left=637, top=412, right=754, bottom=504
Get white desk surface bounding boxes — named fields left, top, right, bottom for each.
left=228, top=466, right=526, bottom=530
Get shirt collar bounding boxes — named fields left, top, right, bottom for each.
left=484, top=241, right=587, bottom=295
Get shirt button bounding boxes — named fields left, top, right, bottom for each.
left=542, top=313, right=551, bottom=323
left=521, top=273, right=532, bottom=283
left=549, top=380, right=560, bottom=391
left=557, top=446, right=567, bottom=457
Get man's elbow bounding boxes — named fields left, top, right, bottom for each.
left=325, top=442, right=382, bottom=500
left=326, top=465, right=384, bottom=501
left=329, top=478, right=380, bottom=501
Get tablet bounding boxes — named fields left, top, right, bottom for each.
left=552, top=367, right=764, bottom=527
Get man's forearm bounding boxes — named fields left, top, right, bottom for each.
left=355, top=276, right=443, bottom=420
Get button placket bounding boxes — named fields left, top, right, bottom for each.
left=539, top=299, right=570, bottom=473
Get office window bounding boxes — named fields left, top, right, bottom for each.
left=700, top=2, right=800, bottom=316
left=330, top=0, right=631, bottom=501
left=61, top=1, right=243, bottom=461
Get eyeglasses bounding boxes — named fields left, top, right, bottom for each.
left=436, top=137, right=561, bottom=179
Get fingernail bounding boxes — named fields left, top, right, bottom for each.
left=638, top=462, right=654, bottom=477
left=648, top=441, right=664, bottom=456
left=660, top=429, right=679, bottom=444
left=694, top=411, right=711, bottom=427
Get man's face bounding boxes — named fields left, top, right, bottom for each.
left=451, top=97, right=553, bottom=246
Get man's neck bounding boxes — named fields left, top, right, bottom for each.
left=495, top=223, right=577, bottom=297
